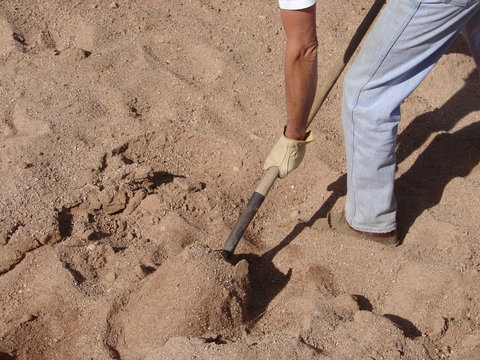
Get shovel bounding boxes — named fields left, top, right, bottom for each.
left=222, top=0, right=386, bottom=258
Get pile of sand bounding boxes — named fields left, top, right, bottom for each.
left=112, top=243, right=249, bottom=359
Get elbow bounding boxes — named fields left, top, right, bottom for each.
left=288, top=39, right=318, bottom=63
left=302, top=40, right=318, bottom=62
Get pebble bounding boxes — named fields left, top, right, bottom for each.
left=134, top=264, right=147, bottom=279
left=132, top=166, right=153, bottom=181
left=431, top=316, right=448, bottom=336
left=174, top=177, right=203, bottom=192
left=20, top=314, right=38, bottom=323
left=68, top=48, right=89, bottom=61
left=0, top=246, right=23, bottom=274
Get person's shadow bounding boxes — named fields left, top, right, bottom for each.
left=396, top=70, right=479, bottom=165
left=395, top=67, right=479, bottom=238
left=396, top=120, right=480, bottom=238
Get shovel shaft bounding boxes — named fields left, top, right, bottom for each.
left=307, top=0, right=385, bottom=127
left=222, top=167, right=279, bottom=257
left=222, top=0, right=385, bottom=257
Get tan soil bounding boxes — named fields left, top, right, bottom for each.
left=0, top=1, right=479, bottom=360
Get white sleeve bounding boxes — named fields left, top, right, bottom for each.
left=278, top=0, right=316, bottom=10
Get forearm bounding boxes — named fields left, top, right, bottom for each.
left=281, top=6, right=318, bottom=140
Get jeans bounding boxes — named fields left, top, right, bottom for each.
left=342, top=0, right=480, bottom=233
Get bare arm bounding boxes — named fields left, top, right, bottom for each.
left=281, top=5, right=318, bottom=140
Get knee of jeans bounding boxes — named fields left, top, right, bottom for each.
left=342, top=67, right=360, bottom=114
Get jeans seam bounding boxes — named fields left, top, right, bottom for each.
left=349, top=0, right=422, bottom=228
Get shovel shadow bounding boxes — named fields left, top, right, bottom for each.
left=229, top=175, right=346, bottom=325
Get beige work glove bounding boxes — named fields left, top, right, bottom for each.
left=263, top=129, right=314, bottom=178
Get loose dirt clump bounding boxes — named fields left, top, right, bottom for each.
left=112, top=243, right=249, bottom=359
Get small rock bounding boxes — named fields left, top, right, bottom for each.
left=0, top=228, right=9, bottom=246
left=134, top=264, right=148, bottom=279
left=233, top=260, right=249, bottom=294
left=0, top=246, right=23, bottom=274
left=100, top=187, right=128, bottom=214
left=116, top=220, right=127, bottom=232
left=64, top=236, right=87, bottom=247
left=328, top=294, right=360, bottom=315
left=123, top=191, right=147, bottom=215
left=37, top=230, right=61, bottom=245
left=67, top=47, right=90, bottom=61
left=103, top=204, right=127, bottom=215
left=174, top=177, right=203, bottom=192
left=19, top=313, right=38, bottom=323
left=110, top=2, right=119, bottom=8
left=290, top=209, right=300, bottom=218
left=131, top=166, right=153, bottom=181
left=431, top=316, right=448, bottom=336
left=12, top=32, right=26, bottom=45
left=87, top=194, right=103, bottom=211
left=9, top=234, right=39, bottom=253
left=98, top=186, right=116, bottom=206
left=80, top=229, right=96, bottom=241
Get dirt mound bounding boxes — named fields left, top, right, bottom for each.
left=113, top=243, right=249, bottom=359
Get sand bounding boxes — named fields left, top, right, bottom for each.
left=0, top=0, right=479, bottom=359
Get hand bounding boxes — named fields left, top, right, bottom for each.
left=263, top=129, right=313, bottom=178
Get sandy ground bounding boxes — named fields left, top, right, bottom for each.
left=0, top=1, right=479, bottom=359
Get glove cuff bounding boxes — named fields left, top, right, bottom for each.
left=282, top=128, right=314, bottom=143
left=263, top=129, right=314, bottom=178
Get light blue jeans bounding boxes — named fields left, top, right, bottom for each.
left=342, top=0, right=480, bottom=233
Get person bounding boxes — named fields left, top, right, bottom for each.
left=264, top=0, right=480, bottom=245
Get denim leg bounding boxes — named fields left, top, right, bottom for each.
left=462, top=9, right=480, bottom=69
left=342, top=0, right=480, bottom=233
